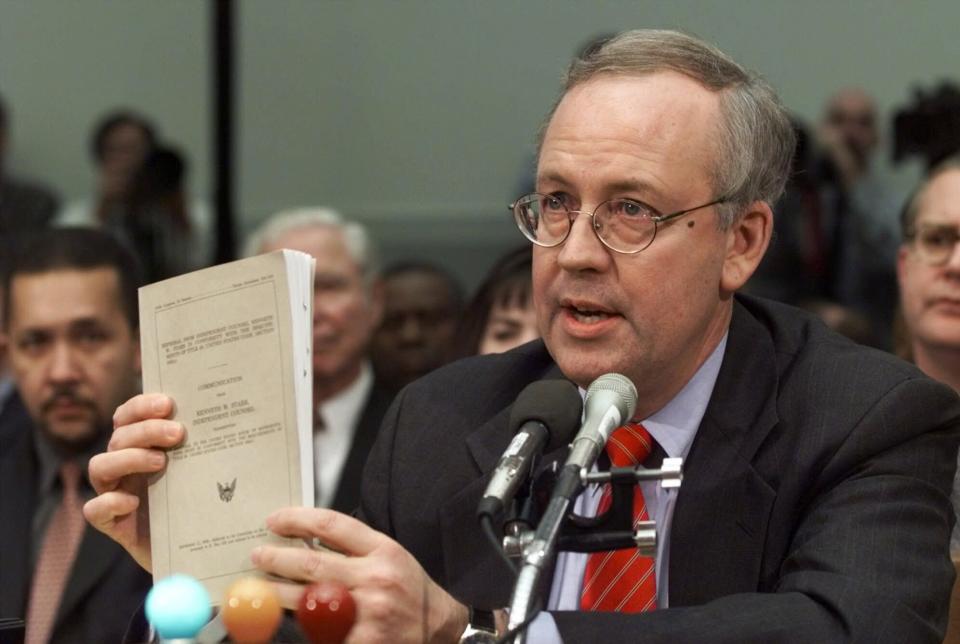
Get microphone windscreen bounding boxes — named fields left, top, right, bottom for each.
left=508, top=380, right=583, bottom=450
left=585, top=373, right=638, bottom=422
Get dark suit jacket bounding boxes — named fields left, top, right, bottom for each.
left=359, top=295, right=960, bottom=643
left=329, top=381, right=394, bottom=514
left=0, top=394, right=152, bottom=644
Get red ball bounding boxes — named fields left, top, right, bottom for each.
left=296, top=581, right=357, bottom=644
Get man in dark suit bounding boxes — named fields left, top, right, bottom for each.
left=245, top=207, right=390, bottom=513
left=0, top=228, right=151, bottom=643
left=86, top=30, right=960, bottom=642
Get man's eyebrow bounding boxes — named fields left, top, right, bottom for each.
left=536, top=172, right=666, bottom=201
left=69, top=317, right=110, bottom=331
left=536, top=171, right=572, bottom=189
left=917, top=217, right=959, bottom=227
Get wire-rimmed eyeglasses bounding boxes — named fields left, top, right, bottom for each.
left=905, top=223, right=960, bottom=266
left=509, top=193, right=727, bottom=254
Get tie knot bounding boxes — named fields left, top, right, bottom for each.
left=605, top=422, right=654, bottom=468
left=59, top=460, right=82, bottom=491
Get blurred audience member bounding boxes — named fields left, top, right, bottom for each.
left=245, top=208, right=390, bottom=512
left=897, top=156, right=960, bottom=392
left=57, top=110, right=212, bottom=275
left=58, top=110, right=156, bottom=227
left=124, top=146, right=211, bottom=281
left=749, top=117, right=835, bottom=303
left=817, top=87, right=901, bottom=332
left=372, top=262, right=462, bottom=392
left=454, top=245, right=538, bottom=357
left=798, top=299, right=878, bottom=347
left=895, top=156, right=960, bottom=550
left=0, top=228, right=151, bottom=643
left=0, top=93, right=58, bottom=247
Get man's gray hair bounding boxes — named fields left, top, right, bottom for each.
left=243, top=206, right=380, bottom=284
left=540, top=29, right=796, bottom=229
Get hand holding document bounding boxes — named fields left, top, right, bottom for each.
left=138, top=250, right=315, bottom=599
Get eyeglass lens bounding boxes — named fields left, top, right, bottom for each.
left=514, top=194, right=657, bottom=253
left=916, top=224, right=960, bottom=265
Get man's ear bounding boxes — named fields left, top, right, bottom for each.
left=896, top=244, right=910, bottom=283
left=720, top=201, right=773, bottom=294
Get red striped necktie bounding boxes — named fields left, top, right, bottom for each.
left=579, top=422, right=658, bottom=613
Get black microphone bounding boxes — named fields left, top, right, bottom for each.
left=549, top=373, right=638, bottom=504
left=476, top=379, right=583, bottom=519
left=504, top=373, right=639, bottom=627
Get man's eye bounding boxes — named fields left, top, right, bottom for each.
left=612, top=200, right=649, bottom=217
left=543, top=194, right=567, bottom=211
left=18, top=335, right=48, bottom=352
left=921, top=228, right=957, bottom=249
left=75, top=330, right=109, bottom=346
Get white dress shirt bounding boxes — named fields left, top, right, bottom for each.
left=313, top=362, right=373, bottom=508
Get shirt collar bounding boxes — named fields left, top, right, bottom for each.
left=33, top=421, right=106, bottom=495
left=642, top=333, right=728, bottom=459
left=317, top=361, right=373, bottom=437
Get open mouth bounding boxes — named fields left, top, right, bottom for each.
left=566, top=306, right=613, bottom=324
left=561, top=299, right=619, bottom=326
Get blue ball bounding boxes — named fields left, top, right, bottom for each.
left=145, top=574, right=212, bottom=639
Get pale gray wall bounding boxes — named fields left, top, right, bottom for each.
left=0, top=0, right=209, bottom=208
left=2, top=1, right=958, bottom=285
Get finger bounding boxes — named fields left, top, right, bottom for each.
left=113, top=393, right=174, bottom=429
left=89, top=448, right=166, bottom=493
left=107, top=418, right=184, bottom=452
left=270, top=580, right=307, bottom=611
left=266, top=508, right=383, bottom=557
left=83, top=491, right=140, bottom=534
left=252, top=544, right=359, bottom=587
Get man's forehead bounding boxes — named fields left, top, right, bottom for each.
left=538, top=72, right=721, bottom=200
left=917, top=169, right=960, bottom=222
left=264, top=225, right=358, bottom=265
left=9, top=268, right=127, bottom=329
left=827, top=89, right=875, bottom=118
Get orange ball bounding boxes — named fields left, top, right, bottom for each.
left=221, top=577, right=283, bottom=644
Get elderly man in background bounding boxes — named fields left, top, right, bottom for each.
left=244, top=207, right=392, bottom=513
left=87, top=31, right=960, bottom=643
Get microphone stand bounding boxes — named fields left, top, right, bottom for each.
left=503, top=458, right=682, bottom=644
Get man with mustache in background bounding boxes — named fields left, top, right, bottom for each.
left=0, top=228, right=150, bottom=644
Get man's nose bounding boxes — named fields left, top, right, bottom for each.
left=944, top=238, right=960, bottom=273
left=398, top=316, right=423, bottom=344
left=556, top=211, right=612, bottom=273
left=47, top=342, right=80, bottom=382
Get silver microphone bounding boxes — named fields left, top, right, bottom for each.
left=564, top=373, right=638, bottom=474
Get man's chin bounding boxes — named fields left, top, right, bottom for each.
left=40, top=415, right=103, bottom=450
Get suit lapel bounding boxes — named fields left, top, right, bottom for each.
left=331, top=382, right=394, bottom=513
left=0, top=418, right=35, bottom=618
left=55, top=525, right=125, bottom=628
left=439, top=359, right=567, bottom=606
left=669, top=299, right=780, bottom=606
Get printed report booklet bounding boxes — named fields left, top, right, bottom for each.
left=139, top=250, right=315, bottom=600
